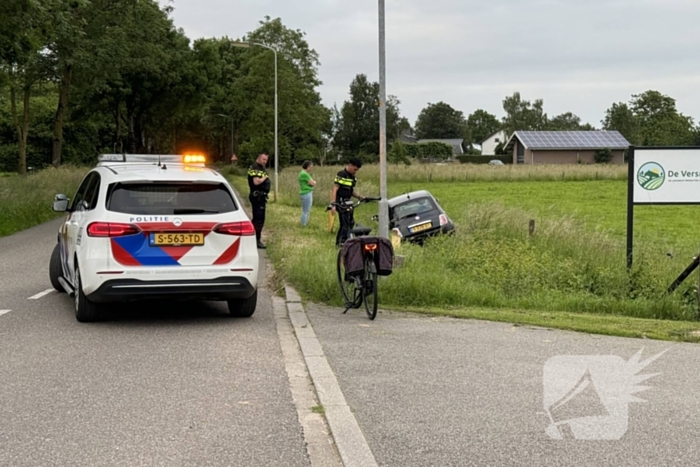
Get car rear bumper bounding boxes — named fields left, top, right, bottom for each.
left=86, top=277, right=256, bottom=303
left=405, top=224, right=455, bottom=242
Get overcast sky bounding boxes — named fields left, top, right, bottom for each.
left=169, top=0, right=700, bottom=128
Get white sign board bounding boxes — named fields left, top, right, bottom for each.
left=633, top=149, right=700, bottom=204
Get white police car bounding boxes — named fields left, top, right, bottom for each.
left=49, top=154, right=259, bottom=322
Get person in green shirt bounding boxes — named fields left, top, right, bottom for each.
left=298, top=160, right=317, bottom=226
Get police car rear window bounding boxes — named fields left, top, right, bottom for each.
left=107, top=183, right=237, bottom=215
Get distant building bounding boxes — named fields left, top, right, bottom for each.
left=399, top=129, right=417, bottom=144
left=503, top=131, right=630, bottom=164
left=480, top=130, right=507, bottom=156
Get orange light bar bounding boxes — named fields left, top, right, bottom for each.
left=183, top=154, right=206, bottom=164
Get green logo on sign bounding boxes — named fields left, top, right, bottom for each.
left=637, top=162, right=665, bottom=191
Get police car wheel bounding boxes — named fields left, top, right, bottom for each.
left=74, top=264, right=100, bottom=323
left=49, top=244, right=65, bottom=293
left=227, top=290, right=257, bottom=318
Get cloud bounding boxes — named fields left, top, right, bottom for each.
left=170, top=0, right=700, bottom=126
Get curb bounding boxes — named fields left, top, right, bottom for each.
left=284, top=285, right=379, bottom=467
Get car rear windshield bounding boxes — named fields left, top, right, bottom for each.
left=107, top=183, right=237, bottom=215
left=393, top=197, right=436, bottom=220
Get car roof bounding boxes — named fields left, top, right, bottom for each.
left=387, top=190, right=435, bottom=208
left=93, top=163, right=227, bottom=185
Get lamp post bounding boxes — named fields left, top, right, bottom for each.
left=232, top=41, right=278, bottom=202
left=216, top=114, right=234, bottom=162
left=377, top=0, right=389, bottom=239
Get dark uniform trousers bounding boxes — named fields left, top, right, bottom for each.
left=249, top=192, right=267, bottom=243
left=336, top=200, right=354, bottom=247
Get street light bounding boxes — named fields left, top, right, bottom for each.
left=232, top=41, right=278, bottom=202
left=377, top=0, right=389, bottom=239
left=216, top=114, right=234, bottom=162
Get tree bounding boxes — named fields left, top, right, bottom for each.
left=501, top=92, right=547, bottom=137
left=240, top=17, right=330, bottom=166
left=602, top=102, right=638, bottom=144
left=0, top=0, right=53, bottom=174
left=466, top=109, right=500, bottom=144
left=630, top=90, right=695, bottom=146
left=45, top=0, right=138, bottom=166
left=333, top=73, right=402, bottom=160
left=414, top=101, right=466, bottom=139
left=547, top=112, right=594, bottom=131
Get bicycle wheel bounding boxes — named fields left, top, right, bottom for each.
left=363, top=256, right=378, bottom=320
left=336, top=249, right=354, bottom=306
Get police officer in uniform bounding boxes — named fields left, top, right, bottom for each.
left=330, top=158, right=364, bottom=247
left=247, top=153, right=271, bottom=249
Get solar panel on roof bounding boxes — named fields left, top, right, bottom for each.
left=516, top=131, right=629, bottom=150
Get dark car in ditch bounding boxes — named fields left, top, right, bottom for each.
left=387, top=190, right=454, bottom=244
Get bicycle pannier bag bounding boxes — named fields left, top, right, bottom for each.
left=366, top=236, right=394, bottom=276
left=341, top=237, right=365, bottom=277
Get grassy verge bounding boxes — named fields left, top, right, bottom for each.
left=229, top=164, right=700, bottom=342
left=0, top=166, right=87, bottom=237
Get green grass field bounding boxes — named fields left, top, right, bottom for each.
left=229, top=162, right=700, bottom=340
left=0, top=166, right=87, bottom=237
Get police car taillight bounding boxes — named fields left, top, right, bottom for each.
left=213, top=221, right=255, bottom=236
left=439, top=214, right=448, bottom=226
left=87, top=222, right=142, bottom=237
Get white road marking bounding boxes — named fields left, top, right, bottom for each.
left=0, top=310, right=10, bottom=317
left=28, top=289, right=55, bottom=300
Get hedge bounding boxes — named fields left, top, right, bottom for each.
left=456, top=155, right=512, bottom=164
left=405, top=141, right=453, bottom=160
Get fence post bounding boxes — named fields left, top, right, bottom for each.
left=529, top=219, right=536, bottom=236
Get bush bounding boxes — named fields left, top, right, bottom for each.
left=388, top=141, right=411, bottom=165
left=405, top=141, right=453, bottom=161
left=595, top=148, right=613, bottom=163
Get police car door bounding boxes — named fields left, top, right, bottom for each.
left=64, top=173, right=99, bottom=284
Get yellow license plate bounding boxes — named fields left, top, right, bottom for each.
left=151, top=233, right=204, bottom=246
left=411, top=222, right=432, bottom=233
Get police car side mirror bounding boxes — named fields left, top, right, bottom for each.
left=52, top=194, right=70, bottom=212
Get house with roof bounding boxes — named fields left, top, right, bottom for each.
left=417, top=138, right=465, bottom=156
left=503, top=131, right=630, bottom=165
left=399, top=129, right=418, bottom=144
left=480, top=130, right=507, bottom=156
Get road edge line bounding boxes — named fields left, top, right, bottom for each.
left=284, top=285, right=379, bottom=467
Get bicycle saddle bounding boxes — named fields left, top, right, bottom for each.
left=350, top=225, right=372, bottom=236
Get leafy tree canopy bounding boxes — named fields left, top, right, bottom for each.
left=414, top=101, right=466, bottom=140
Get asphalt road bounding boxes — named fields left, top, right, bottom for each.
left=305, top=303, right=700, bottom=467
left=0, top=218, right=310, bottom=467
left=6, top=217, right=700, bottom=467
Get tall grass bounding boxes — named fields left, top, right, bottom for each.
left=4, top=164, right=692, bottom=323
left=0, top=166, right=87, bottom=236
left=230, top=171, right=697, bottom=322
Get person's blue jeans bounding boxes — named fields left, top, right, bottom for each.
left=300, top=192, right=313, bottom=226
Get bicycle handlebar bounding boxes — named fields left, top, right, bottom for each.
left=325, top=196, right=380, bottom=211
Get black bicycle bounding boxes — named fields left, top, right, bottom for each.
left=327, top=197, right=381, bottom=320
